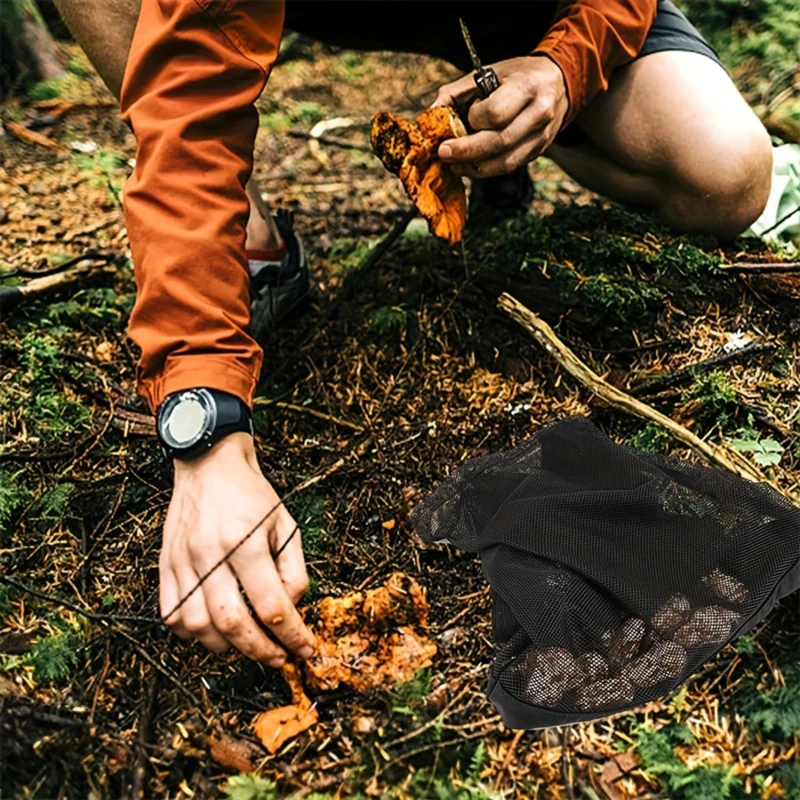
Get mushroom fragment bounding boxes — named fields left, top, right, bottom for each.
left=517, top=647, right=583, bottom=707
left=652, top=594, right=691, bottom=635
left=621, top=641, right=687, bottom=688
left=573, top=678, right=635, bottom=712
left=701, top=569, right=749, bottom=606
left=608, top=618, right=646, bottom=667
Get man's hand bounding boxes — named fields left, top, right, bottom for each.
left=160, top=432, right=315, bottom=666
left=433, top=56, right=569, bottom=179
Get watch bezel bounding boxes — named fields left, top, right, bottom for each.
left=158, top=388, right=217, bottom=454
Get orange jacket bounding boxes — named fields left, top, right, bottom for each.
left=120, top=0, right=655, bottom=414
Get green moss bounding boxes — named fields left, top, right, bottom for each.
left=0, top=330, right=91, bottom=442
left=329, top=237, right=372, bottom=275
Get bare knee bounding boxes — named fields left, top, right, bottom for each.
left=663, top=120, right=773, bottom=239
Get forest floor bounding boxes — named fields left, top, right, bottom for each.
left=1, top=29, right=800, bottom=800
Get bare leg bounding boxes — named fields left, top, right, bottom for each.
left=53, top=0, right=281, bottom=250
left=548, top=51, right=772, bottom=239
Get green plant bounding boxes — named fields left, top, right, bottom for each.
left=684, top=372, right=738, bottom=428
left=728, top=435, right=785, bottom=467
left=0, top=470, right=32, bottom=531
left=634, top=724, right=743, bottom=800
left=223, top=774, right=277, bottom=800
left=28, top=621, right=81, bottom=684
left=739, top=683, right=800, bottom=740
left=0, top=585, right=13, bottom=618
left=393, top=669, right=432, bottom=707
left=775, top=761, right=800, bottom=800
left=630, top=423, right=672, bottom=453
left=469, top=741, right=488, bottom=780
left=73, top=149, right=127, bottom=204
left=403, top=769, right=501, bottom=800
left=371, top=306, right=408, bottom=336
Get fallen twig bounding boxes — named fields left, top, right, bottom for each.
left=253, top=398, right=365, bottom=432
left=5, top=120, right=60, bottom=150
left=306, top=117, right=362, bottom=166
left=719, top=261, right=800, bottom=274
left=288, top=129, right=371, bottom=152
left=0, top=261, right=116, bottom=314
left=498, top=293, right=797, bottom=505
left=630, top=340, right=776, bottom=396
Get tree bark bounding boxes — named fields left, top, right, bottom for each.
left=1, top=0, right=65, bottom=85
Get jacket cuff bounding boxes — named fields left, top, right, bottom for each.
left=138, top=353, right=262, bottom=413
left=533, top=26, right=589, bottom=129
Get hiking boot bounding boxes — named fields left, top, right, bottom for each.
left=468, top=166, right=535, bottom=224
left=248, top=209, right=311, bottom=343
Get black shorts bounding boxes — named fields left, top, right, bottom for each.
left=284, top=0, right=723, bottom=76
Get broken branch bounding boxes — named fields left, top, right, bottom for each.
left=498, top=293, right=796, bottom=506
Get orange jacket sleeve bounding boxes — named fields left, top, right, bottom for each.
left=119, top=0, right=284, bottom=414
left=534, top=0, right=658, bottom=127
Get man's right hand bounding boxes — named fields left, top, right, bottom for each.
left=159, top=432, right=315, bottom=666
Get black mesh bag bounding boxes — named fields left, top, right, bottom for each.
left=411, top=417, right=800, bottom=729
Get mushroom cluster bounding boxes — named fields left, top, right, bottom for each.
left=507, top=569, right=747, bottom=712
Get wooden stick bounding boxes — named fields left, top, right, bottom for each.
left=0, top=262, right=116, bottom=314
left=498, top=293, right=797, bottom=504
left=253, top=398, right=365, bottom=432
left=719, top=262, right=800, bottom=274
left=287, top=129, right=371, bottom=152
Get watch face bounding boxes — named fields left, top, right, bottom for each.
left=159, top=389, right=216, bottom=451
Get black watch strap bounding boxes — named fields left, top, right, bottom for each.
left=212, top=389, right=254, bottom=441
left=157, top=388, right=253, bottom=461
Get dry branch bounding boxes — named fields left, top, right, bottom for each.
left=0, top=262, right=116, bottom=314
left=498, top=293, right=797, bottom=507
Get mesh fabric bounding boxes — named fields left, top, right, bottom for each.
left=412, top=417, right=800, bottom=728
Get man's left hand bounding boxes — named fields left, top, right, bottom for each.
left=433, top=56, right=569, bottom=179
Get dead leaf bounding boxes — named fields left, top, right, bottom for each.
left=252, top=663, right=319, bottom=755
left=371, top=107, right=466, bottom=245
left=352, top=716, right=376, bottom=734
left=598, top=752, right=639, bottom=800
left=0, top=674, right=22, bottom=697
left=303, top=572, right=436, bottom=693
left=382, top=519, right=396, bottom=530
left=6, top=121, right=60, bottom=150
left=209, top=731, right=264, bottom=773
left=94, top=341, right=114, bottom=363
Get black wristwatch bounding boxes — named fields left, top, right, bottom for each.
left=156, top=388, right=253, bottom=461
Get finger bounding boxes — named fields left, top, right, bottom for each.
left=176, top=567, right=230, bottom=653
left=439, top=103, right=545, bottom=164
left=159, top=565, right=191, bottom=639
left=467, top=83, right=530, bottom=132
left=273, top=521, right=310, bottom=606
left=272, top=515, right=309, bottom=605
left=202, top=562, right=288, bottom=665
left=231, top=520, right=315, bottom=657
left=432, top=71, right=481, bottom=110
left=456, top=133, right=546, bottom=179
